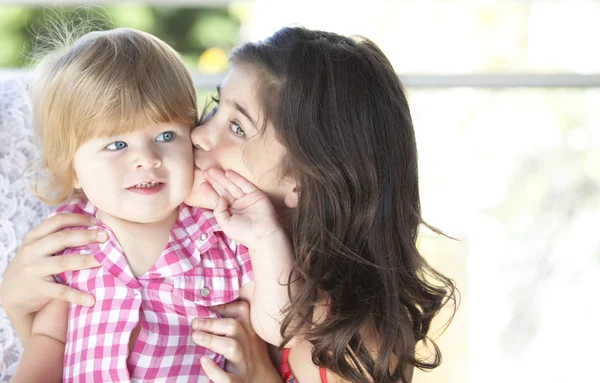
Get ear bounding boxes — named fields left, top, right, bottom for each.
left=283, top=178, right=299, bottom=208
left=284, top=187, right=298, bottom=208
left=72, top=172, right=81, bottom=189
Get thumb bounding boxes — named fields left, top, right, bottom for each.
left=201, top=356, right=234, bottom=382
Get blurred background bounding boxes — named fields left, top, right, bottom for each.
left=1, top=0, right=599, bottom=382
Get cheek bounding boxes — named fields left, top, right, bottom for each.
left=244, top=138, right=286, bottom=179
left=170, top=145, right=195, bottom=190
left=75, top=160, right=117, bottom=190
left=242, top=142, right=289, bottom=204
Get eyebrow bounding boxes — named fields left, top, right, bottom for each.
left=217, top=85, right=258, bottom=128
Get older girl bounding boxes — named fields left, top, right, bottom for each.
left=3, top=26, right=456, bottom=383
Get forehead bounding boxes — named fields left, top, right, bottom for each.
left=88, top=119, right=189, bottom=139
left=219, top=65, right=261, bottom=113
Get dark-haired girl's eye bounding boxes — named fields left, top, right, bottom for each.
left=230, top=122, right=246, bottom=137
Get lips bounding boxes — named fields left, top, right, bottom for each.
left=126, top=178, right=164, bottom=189
left=126, top=181, right=166, bottom=195
left=132, top=181, right=162, bottom=188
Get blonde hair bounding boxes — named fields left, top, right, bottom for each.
left=30, top=28, right=198, bottom=205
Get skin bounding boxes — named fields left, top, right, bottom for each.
left=73, top=121, right=194, bottom=225
left=7, top=65, right=298, bottom=381
left=185, top=64, right=296, bottom=212
left=3, top=64, right=398, bottom=382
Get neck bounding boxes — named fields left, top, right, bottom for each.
left=275, top=205, right=294, bottom=239
left=97, top=209, right=179, bottom=239
left=96, top=207, right=180, bottom=276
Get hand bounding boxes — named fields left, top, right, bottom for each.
left=191, top=301, right=282, bottom=383
left=200, top=168, right=283, bottom=249
left=1, top=213, right=104, bottom=317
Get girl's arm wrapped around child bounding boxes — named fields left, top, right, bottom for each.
left=200, top=168, right=299, bottom=347
left=12, top=299, right=68, bottom=383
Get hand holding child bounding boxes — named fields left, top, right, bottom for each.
left=191, top=300, right=282, bottom=383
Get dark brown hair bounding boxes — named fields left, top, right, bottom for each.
left=230, top=27, right=457, bottom=383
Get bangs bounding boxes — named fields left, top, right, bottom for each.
left=57, top=28, right=198, bottom=143
left=82, top=80, right=198, bottom=139
left=31, top=27, right=198, bottom=205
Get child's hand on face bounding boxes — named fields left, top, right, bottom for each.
left=200, top=168, right=283, bottom=249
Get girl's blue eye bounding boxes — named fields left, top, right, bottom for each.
left=156, top=131, right=175, bottom=142
left=230, top=122, right=245, bottom=138
left=105, top=141, right=127, bottom=150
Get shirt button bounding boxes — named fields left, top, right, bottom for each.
left=200, top=286, right=211, bottom=297
left=200, top=233, right=208, bottom=241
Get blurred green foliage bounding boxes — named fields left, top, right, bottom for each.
left=0, top=5, right=242, bottom=69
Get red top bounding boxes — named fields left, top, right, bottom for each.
left=279, top=348, right=328, bottom=383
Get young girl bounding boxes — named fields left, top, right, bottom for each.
left=10, top=28, right=295, bottom=382
left=3, top=26, right=456, bottom=383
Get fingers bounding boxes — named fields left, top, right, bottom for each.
left=199, top=181, right=220, bottom=207
left=201, top=357, right=238, bottom=383
left=229, top=191, right=269, bottom=212
left=47, top=283, right=96, bottom=307
left=22, top=213, right=97, bottom=245
left=206, top=169, right=245, bottom=199
left=211, top=301, right=256, bottom=337
left=203, top=169, right=235, bottom=204
left=192, top=316, right=244, bottom=338
left=224, top=170, right=259, bottom=194
left=23, top=228, right=108, bottom=261
left=192, top=331, right=244, bottom=365
left=38, top=253, right=101, bottom=275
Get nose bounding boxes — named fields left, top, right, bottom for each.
left=191, top=119, right=217, bottom=152
left=133, top=145, right=162, bottom=169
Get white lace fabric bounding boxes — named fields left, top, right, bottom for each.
left=0, top=77, right=52, bottom=381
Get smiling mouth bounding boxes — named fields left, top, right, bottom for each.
left=130, top=181, right=164, bottom=189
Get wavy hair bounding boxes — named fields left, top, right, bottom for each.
left=230, top=27, right=457, bottom=383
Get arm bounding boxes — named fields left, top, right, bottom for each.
left=201, top=169, right=299, bottom=346
left=239, top=229, right=296, bottom=346
left=12, top=299, right=68, bottom=383
left=1, top=213, right=102, bottom=343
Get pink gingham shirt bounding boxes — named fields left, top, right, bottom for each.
left=52, top=199, right=253, bottom=382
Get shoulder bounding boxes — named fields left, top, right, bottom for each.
left=289, top=313, right=415, bottom=383
left=178, top=205, right=221, bottom=237
left=181, top=205, right=254, bottom=285
left=180, top=204, right=244, bottom=251
left=48, top=198, right=97, bottom=268
left=49, top=197, right=95, bottom=217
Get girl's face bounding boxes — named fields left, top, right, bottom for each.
left=72, top=121, right=194, bottom=223
left=186, top=64, right=294, bottom=210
